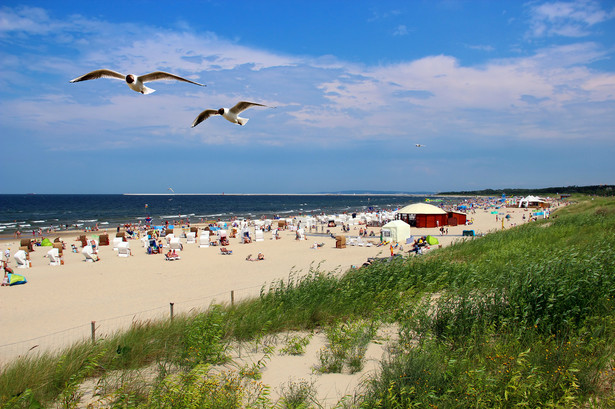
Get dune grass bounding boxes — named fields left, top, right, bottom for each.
left=1, top=197, right=615, bottom=408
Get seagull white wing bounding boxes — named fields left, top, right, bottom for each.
left=139, top=71, right=204, bottom=86
left=191, top=109, right=220, bottom=128
left=229, top=101, right=268, bottom=115
left=70, top=69, right=125, bottom=83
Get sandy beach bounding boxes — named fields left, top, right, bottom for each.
left=0, top=204, right=548, bottom=405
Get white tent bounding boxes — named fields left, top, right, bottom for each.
left=518, top=195, right=548, bottom=208
left=381, top=220, right=411, bottom=243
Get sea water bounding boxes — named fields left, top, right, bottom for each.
left=0, top=194, right=444, bottom=235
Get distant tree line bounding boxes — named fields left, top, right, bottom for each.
left=438, top=185, right=614, bottom=197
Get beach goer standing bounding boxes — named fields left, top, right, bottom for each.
left=4, top=248, right=10, bottom=265
left=2, top=268, right=9, bottom=286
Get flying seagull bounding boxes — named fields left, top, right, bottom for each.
left=415, top=144, right=426, bottom=148
left=70, top=69, right=204, bottom=94
left=191, top=101, right=272, bottom=128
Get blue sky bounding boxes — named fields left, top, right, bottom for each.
left=1, top=0, right=614, bottom=194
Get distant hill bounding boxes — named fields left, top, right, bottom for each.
left=437, top=185, right=614, bottom=197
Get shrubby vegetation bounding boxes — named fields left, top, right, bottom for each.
left=439, top=184, right=615, bottom=196
left=2, top=196, right=614, bottom=407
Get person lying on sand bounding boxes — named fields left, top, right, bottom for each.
left=245, top=252, right=265, bottom=261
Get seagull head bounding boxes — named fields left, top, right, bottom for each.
left=126, top=74, right=135, bottom=84
left=217, top=108, right=225, bottom=115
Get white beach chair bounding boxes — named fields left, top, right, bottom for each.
left=165, top=234, right=175, bottom=245
left=117, top=241, right=131, bottom=257
left=255, top=229, right=264, bottom=242
left=112, top=237, right=123, bottom=251
left=14, top=250, right=29, bottom=269
left=82, top=245, right=98, bottom=262
left=48, top=248, right=61, bottom=266
left=199, top=231, right=210, bottom=248
left=296, top=228, right=306, bottom=240
left=240, top=228, right=252, bottom=243
left=140, top=236, right=149, bottom=247
left=186, top=232, right=196, bottom=244
left=170, top=237, right=183, bottom=251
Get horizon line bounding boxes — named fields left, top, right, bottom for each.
left=122, top=192, right=435, bottom=196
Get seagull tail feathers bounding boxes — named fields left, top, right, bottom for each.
left=237, top=118, right=249, bottom=126
left=141, top=86, right=156, bottom=95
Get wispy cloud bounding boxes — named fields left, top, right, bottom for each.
left=527, top=0, right=615, bottom=38
left=367, top=8, right=402, bottom=22
left=466, top=44, right=495, bottom=52
left=392, top=24, right=409, bottom=36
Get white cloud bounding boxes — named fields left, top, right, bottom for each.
left=0, top=6, right=54, bottom=34
left=466, top=44, right=495, bottom=52
left=392, top=24, right=408, bottom=36
left=527, top=0, right=615, bottom=38
left=0, top=3, right=614, bottom=154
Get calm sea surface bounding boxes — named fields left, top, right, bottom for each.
left=0, top=194, right=450, bottom=235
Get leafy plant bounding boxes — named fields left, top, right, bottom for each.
left=238, top=345, right=275, bottom=381
left=279, top=333, right=312, bottom=356
left=146, top=364, right=268, bottom=408
left=278, top=379, right=317, bottom=409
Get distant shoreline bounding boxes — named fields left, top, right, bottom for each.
left=122, top=193, right=435, bottom=196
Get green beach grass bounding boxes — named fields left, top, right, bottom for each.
left=2, top=196, right=615, bottom=408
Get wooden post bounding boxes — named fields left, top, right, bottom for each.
left=91, top=321, right=96, bottom=343
left=231, top=290, right=235, bottom=306
left=170, top=302, right=174, bottom=321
